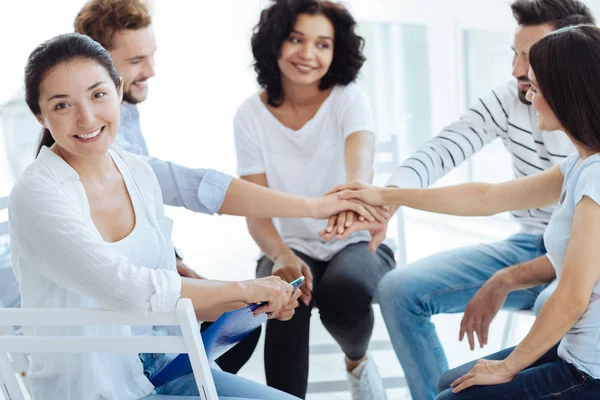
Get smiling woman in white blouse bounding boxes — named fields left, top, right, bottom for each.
left=5, top=32, right=364, bottom=400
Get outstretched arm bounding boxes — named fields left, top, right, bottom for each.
left=336, top=165, right=563, bottom=217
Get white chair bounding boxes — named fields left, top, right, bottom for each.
left=0, top=194, right=30, bottom=397
left=0, top=299, right=218, bottom=400
left=0, top=93, right=41, bottom=179
left=374, top=134, right=407, bottom=264
left=501, top=309, right=535, bottom=349
left=0, top=195, right=8, bottom=237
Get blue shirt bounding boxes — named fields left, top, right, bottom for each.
left=115, top=102, right=232, bottom=214
left=544, top=152, right=600, bottom=378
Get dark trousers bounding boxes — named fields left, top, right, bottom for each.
left=200, top=321, right=261, bottom=374
left=436, top=344, right=600, bottom=399
left=256, top=242, right=396, bottom=398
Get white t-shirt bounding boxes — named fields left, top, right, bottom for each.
left=234, top=83, right=386, bottom=261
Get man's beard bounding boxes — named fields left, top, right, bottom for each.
left=122, top=80, right=147, bottom=104
left=516, top=76, right=531, bottom=105
left=123, top=89, right=142, bottom=105
left=518, top=89, right=531, bottom=105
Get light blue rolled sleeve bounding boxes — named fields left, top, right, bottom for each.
left=148, top=158, right=233, bottom=215
left=116, top=102, right=233, bottom=215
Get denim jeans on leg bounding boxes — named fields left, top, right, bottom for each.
left=376, top=233, right=550, bottom=400
left=435, top=344, right=600, bottom=399
left=139, top=353, right=299, bottom=400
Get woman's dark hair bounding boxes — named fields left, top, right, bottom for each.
left=25, top=32, right=121, bottom=156
left=251, top=0, right=365, bottom=107
left=511, top=0, right=595, bottom=29
left=529, top=25, right=600, bottom=152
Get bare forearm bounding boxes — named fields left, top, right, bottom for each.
left=505, top=289, right=583, bottom=372
left=345, top=131, right=375, bottom=183
left=219, top=178, right=313, bottom=218
left=247, top=218, right=291, bottom=261
left=180, top=278, right=247, bottom=321
left=380, top=167, right=560, bottom=216
left=495, top=255, right=556, bottom=292
left=346, top=152, right=373, bottom=183
left=197, top=300, right=248, bottom=322
left=381, top=184, right=498, bottom=216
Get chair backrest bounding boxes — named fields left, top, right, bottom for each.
left=0, top=299, right=218, bottom=400
left=0, top=96, right=41, bottom=180
left=374, top=135, right=400, bottom=175
left=374, top=135, right=407, bottom=264
left=0, top=196, right=8, bottom=237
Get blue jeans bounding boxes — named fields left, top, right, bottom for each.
left=376, top=233, right=553, bottom=400
left=139, top=353, right=299, bottom=400
left=435, top=344, right=600, bottom=399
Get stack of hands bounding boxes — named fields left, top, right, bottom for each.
left=178, top=181, right=391, bottom=325
left=270, top=181, right=390, bottom=312
left=184, top=180, right=510, bottom=368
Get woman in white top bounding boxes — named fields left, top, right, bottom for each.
left=10, top=33, right=375, bottom=400
left=330, top=25, right=600, bottom=399
left=233, top=1, right=396, bottom=398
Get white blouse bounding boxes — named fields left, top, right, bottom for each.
left=9, top=145, right=182, bottom=400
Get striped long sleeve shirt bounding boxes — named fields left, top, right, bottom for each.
left=387, top=79, right=574, bottom=235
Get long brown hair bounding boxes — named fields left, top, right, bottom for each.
left=529, top=25, right=600, bottom=152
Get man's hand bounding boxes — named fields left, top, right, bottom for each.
left=321, top=182, right=398, bottom=254
left=176, top=257, right=206, bottom=280
left=460, top=272, right=511, bottom=350
left=326, top=211, right=361, bottom=236
left=325, top=180, right=388, bottom=207
left=272, top=248, right=313, bottom=306
left=319, top=219, right=389, bottom=254
left=325, top=180, right=379, bottom=196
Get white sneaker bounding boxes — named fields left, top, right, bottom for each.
left=347, top=356, right=387, bottom=400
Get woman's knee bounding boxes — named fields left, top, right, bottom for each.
left=314, top=276, right=373, bottom=318
left=437, top=368, right=461, bottom=395
left=434, top=387, right=457, bottom=400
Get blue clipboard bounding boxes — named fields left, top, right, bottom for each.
left=149, top=277, right=305, bottom=387
left=149, top=303, right=266, bottom=387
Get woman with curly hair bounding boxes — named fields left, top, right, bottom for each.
left=233, top=1, right=395, bottom=399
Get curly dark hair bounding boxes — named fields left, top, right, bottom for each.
left=251, top=0, right=365, bottom=107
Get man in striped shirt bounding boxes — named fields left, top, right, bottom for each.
left=323, top=1, right=595, bottom=399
